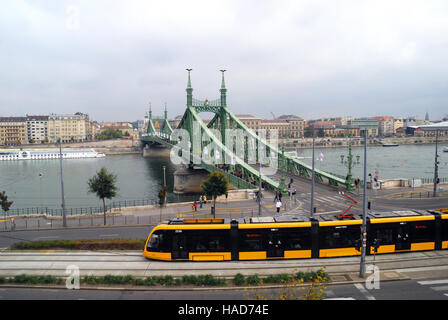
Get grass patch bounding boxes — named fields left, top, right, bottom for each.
left=0, top=270, right=330, bottom=288
left=9, top=239, right=146, bottom=251
left=233, top=269, right=330, bottom=286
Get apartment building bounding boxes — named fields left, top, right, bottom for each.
left=47, top=113, right=93, bottom=143
left=235, top=114, right=304, bottom=138
left=235, top=114, right=262, bottom=133
left=0, top=117, right=27, bottom=145
left=276, top=114, right=305, bottom=138
left=26, top=115, right=49, bottom=143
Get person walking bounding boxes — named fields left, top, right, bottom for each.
left=276, top=200, right=282, bottom=214
left=199, top=195, right=203, bottom=209
left=193, top=201, right=197, bottom=212
left=10, top=217, right=15, bottom=231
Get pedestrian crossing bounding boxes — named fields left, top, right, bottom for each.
left=291, top=193, right=353, bottom=213
left=418, top=279, right=448, bottom=298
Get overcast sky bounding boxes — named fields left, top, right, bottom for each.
left=1, top=0, right=447, bottom=122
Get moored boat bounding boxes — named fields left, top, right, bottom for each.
left=382, top=143, right=399, bottom=147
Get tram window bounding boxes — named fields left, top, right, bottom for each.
left=187, top=230, right=230, bottom=252
left=240, top=230, right=264, bottom=251
left=411, top=221, right=435, bottom=243
left=442, top=220, right=448, bottom=241
left=371, top=227, right=394, bottom=245
left=319, top=225, right=361, bottom=249
left=147, top=231, right=167, bottom=251
left=281, top=229, right=312, bottom=250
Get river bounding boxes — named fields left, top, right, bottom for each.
left=0, top=143, right=447, bottom=210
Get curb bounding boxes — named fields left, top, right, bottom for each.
left=0, top=277, right=409, bottom=292
left=0, top=271, right=411, bottom=292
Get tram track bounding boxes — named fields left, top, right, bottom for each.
left=1, top=250, right=448, bottom=278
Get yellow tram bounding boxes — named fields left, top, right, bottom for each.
left=143, top=209, right=448, bottom=261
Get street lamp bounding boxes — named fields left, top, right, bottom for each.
left=433, top=130, right=439, bottom=197
left=310, top=128, right=316, bottom=218
left=360, top=128, right=368, bottom=278
left=58, top=140, right=67, bottom=227
left=39, top=172, right=43, bottom=214
left=340, top=137, right=361, bottom=192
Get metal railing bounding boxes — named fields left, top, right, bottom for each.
left=2, top=197, right=199, bottom=217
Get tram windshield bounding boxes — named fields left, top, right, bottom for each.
left=148, top=232, right=163, bottom=249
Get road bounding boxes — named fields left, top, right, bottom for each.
left=0, top=226, right=152, bottom=248
left=2, top=275, right=448, bottom=300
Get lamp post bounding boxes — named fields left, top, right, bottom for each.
left=360, top=129, right=368, bottom=278
left=340, top=137, right=360, bottom=192
left=310, top=128, right=316, bottom=218
left=58, top=141, right=67, bottom=228
left=39, top=172, right=43, bottom=214
left=433, top=130, right=439, bottom=197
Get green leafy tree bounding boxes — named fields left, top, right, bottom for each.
left=158, top=186, right=167, bottom=206
left=87, top=168, right=118, bottom=225
left=157, top=186, right=168, bottom=221
left=200, top=171, right=229, bottom=218
left=0, top=191, right=13, bottom=218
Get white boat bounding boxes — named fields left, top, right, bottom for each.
left=0, top=148, right=105, bottom=161
left=443, top=146, right=448, bottom=152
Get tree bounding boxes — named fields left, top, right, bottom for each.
left=157, top=186, right=168, bottom=221
left=200, top=171, right=229, bottom=218
left=87, top=168, right=118, bottom=225
left=158, top=186, right=167, bottom=206
left=0, top=191, right=13, bottom=218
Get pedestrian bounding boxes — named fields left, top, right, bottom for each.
left=10, top=217, right=15, bottom=231
left=199, top=195, right=203, bottom=208
left=203, top=195, right=207, bottom=204
left=193, top=201, right=197, bottom=212
left=276, top=200, right=282, bottom=214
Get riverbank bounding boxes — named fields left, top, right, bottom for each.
left=282, top=135, right=448, bottom=149
left=5, top=136, right=448, bottom=153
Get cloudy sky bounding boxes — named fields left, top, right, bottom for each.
left=1, top=0, right=447, bottom=122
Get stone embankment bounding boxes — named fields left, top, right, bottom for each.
left=282, top=135, right=448, bottom=149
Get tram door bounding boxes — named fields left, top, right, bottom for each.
left=266, top=229, right=284, bottom=258
left=395, top=223, right=411, bottom=251
left=172, top=232, right=188, bottom=259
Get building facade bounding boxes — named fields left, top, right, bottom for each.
left=0, top=117, right=27, bottom=145
left=26, top=115, right=49, bottom=143
left=47, top=113, right=92, bottom=143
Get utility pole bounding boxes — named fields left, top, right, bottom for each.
left=59, top=141, right=67, bottom=227
left=433, top=130, right=439, bottom=197
left=310, top=129, right=315, bottom=218
left=258, top=161, right=262, bottom=216
left=39, top=172, right=43, bottom=214
left=360, top=129, right=368, bottom=278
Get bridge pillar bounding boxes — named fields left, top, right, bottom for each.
left=142, top=143, right=170, bottom=158
left=173, top=165, right=209, bottom=194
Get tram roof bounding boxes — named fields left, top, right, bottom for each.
left=166, top=209, right=445, bottom=226
left=168, top=215, right=310, bottom=225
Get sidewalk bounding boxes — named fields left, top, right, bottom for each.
left=0, top=194, right=295, bottom=232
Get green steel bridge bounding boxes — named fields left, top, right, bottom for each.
left=140, top=70, right=348, bottom=194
